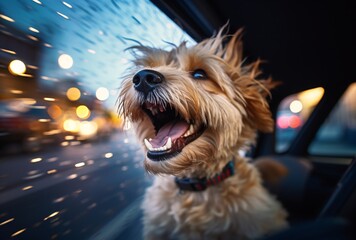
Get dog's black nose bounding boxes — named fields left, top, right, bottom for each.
left=132, top=69, right=164, bottom=95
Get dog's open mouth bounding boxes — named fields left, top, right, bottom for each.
left=142, top=102, right=204, bottom=161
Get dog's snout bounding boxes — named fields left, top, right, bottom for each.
left=133, top=69, right=164, bottom=94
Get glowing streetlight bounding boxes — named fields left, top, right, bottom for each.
left=289, top=100, right=303, bottom=113
left=66, top=87, right=81, bottom=101
left=96, top=87, right=109, bottom=101
left=58, top=54, right=73, bottom=69
left=8, top=60, right=26, bottom=75
left=76, top=105, right=90, bottom=119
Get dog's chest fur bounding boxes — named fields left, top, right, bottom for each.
left=142, top=157, right=287, bottom=240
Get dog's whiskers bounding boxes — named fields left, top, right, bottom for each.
left=139, top=88, right=171, bottom=109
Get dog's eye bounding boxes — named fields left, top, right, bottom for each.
left=192, top=69, right=207, bottom=80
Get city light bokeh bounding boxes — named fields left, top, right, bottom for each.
left=58, top=54, right=73, bottom=69
left=66, top=87, right=81, bottom=101
left=8, top=59, right=26, bottom=75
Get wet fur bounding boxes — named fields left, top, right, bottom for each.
left=119, top=28, right=288, bottom=239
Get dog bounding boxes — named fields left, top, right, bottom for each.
left=118, top=27, right=288, bottom=239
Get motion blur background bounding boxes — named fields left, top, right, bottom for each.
left=0, top=0, right=355, bottom=239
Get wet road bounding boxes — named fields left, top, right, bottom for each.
left=0, top=130, right=152, bottom=240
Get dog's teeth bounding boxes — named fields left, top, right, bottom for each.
left=189, top=124, right=194, bottom=133
left=144, top=138, right=153, bottom=151
left=184, top=124, right=195, bottom=137
left=146, top=137, right=172, bottom=152
left=165, top=137, right=172, bottom=149
left=149, top=138, right=152, bottom=141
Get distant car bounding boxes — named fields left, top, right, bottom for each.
left=0, top=99, right=60, bottom=153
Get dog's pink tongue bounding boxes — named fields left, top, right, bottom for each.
left=150, top=120, right=189, bottom=148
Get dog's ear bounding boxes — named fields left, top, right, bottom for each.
left=241, top=76, right=276, bottom=133
left=223, top=30, right=278, bottom=133
left=222, top=29, right=244, bottom=69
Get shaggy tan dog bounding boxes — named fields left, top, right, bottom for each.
left=119, top=28, right=288, bottom=239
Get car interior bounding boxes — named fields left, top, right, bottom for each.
left=150, top=0, right=356, bottom=239
left=0, top=0, right=355, bottom=239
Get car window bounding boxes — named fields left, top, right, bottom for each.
left=275, top=87, right=324, bottom=152
left=309, top=83, right=356, bottom=156
left=0, top=0, right=194, bottom=239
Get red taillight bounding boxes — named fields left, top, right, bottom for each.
left=289, top=115, right=302, bottom=129
left=277, top=116, right=289, bottom=129
left=277, top=115, right=302, bottom=129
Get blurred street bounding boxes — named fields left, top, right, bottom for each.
left=0, top=130, right=151, bottom=240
